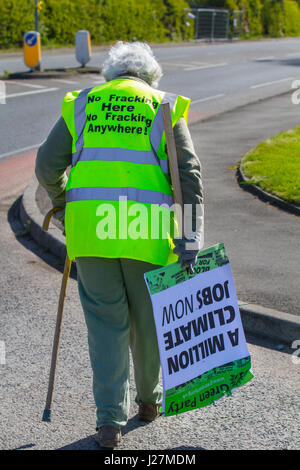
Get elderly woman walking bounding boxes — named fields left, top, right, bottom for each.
left=35, top=41, right=204, bottom=448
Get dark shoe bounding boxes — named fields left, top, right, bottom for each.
left=96, top=425, right=122, bottom=448
left=138, top=402, right=161, bottom=422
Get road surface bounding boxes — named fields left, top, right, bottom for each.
left=0, top=39, right=299, bottom=451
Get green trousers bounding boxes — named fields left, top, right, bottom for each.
left=76, top=257, right=163, bottom=428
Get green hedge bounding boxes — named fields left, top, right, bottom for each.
left=284, top=0, right=300, bottom=36
left=188, top=0, right=300, bottom=38
left=98, top=0, right=166, bottom=43
left=261, top=0, right=285, bottom=37
left=0, top=0, right=193, bottom=50
left=0, top=0, right=34, bottom=48
left=2, top=0, right=300, bottom=49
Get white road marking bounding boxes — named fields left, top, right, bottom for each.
left=250, top=77, right=294, bottom=89
left=51, top=79, right=79, bottom=85
left=0, top=341, right=5, bottom=365
left=162, top=61, right=207, bottom=67
left=286, top=52, right=300, bottom=57
left=0, top=143, right=42, bottom=160
left=5, top=80, right=46, bottom=89
left=84, top=74, right=103, bottom=80
left=5, top=87, right=59, bottom=99
left=184, top=62, right=228, bottom=71
left=191, top=93, right=225, bottom=105
left=255, top=56, right=275, bottom=61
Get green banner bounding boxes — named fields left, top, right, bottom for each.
left=145, top=243, right=229, bottom=296
left=164, top=356, right=253, bottom=417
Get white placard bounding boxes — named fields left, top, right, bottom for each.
left=149, top=264, right=249, bottom=390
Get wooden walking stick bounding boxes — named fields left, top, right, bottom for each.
left=162, top=103, right=202, bottom=275
left=41, top=207, right=71, bottom=422
left=161, top=102, right=183, bottom=234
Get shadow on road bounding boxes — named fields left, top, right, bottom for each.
left=7, top=196, right=77, bottom=280
left=255, top=57, right=300, bottom=67
left=245, top=331, right=295, bottom=357
left=12, top=443, right=36, bottom=450
left=58, top=435, right=99, bottom=450
left=57, top=415, right=206, bottom=450
left=58, top=436, right=205, bottom=451
left=278, top=58, right=300, bottom=67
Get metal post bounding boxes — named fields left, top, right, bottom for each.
left=225, top=11, right=230, bottom=40
left=211, top=10, right=216, bottom=42
left=34, top=1, right=41, bottom=70
left=35, top=0, right=39, bottom=32
left=195, top=10, right=199, bottom=39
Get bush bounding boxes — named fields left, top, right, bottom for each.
left=0, top=0, right=34, bottom=48
left=2, top=0, right=300, bottom=49
left=39, top=0, right=92, bottom=45
left=187, top=0, right=300, bottom=38
left=283, top=0, right=300, bottom=36
left=261, top=0, right=285, bottom=37
left=99, top=0, right=167, bottom=43
left=162, top=0, right=194, bottom=41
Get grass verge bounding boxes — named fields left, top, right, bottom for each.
left=240, top=126, right=300, bottom=206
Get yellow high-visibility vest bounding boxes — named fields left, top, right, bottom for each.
left=62, top=77, right=190, bottom=265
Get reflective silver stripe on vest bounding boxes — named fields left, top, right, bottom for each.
left=149, top=92, right=177, bottom=152
left=159, top=158, right=169, bottom=174
left=66, top=187, right=174, bottom=207
left=73, top=87, right=93, bottom=165
left=72, top=147, right=169, bottom=174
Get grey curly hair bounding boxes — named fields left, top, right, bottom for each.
left=101, top=41, right=163, bottom=88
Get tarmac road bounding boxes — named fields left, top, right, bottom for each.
left=3, top=38, right=300, bottom=157
left=0, top=39, right=300, bottom=451
left=0, top=195, right=299, bottom=450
